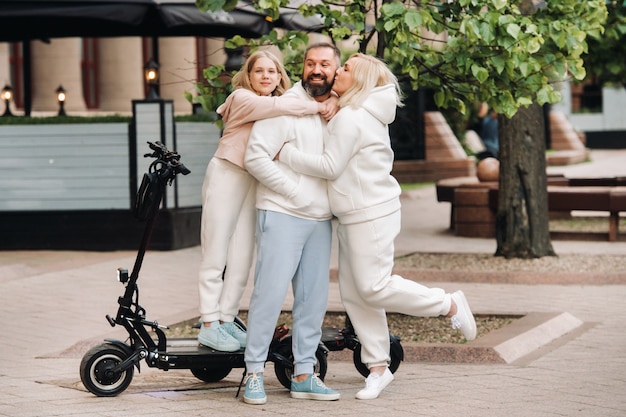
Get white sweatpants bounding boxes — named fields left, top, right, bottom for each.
left=198, top=157, right=256, bottom=323
left=337, top=209, right=452, bottom=368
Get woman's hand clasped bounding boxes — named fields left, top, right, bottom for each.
left=318, top=95, right=339, bottom=121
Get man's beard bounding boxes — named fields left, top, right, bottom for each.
left=302, top=74, right=334, bottom=97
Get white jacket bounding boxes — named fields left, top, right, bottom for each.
left=244, top=82, right=332, bottom=221
left=279, top=84, right=401, bottom=224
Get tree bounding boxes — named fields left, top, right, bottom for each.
left=193, top=0, right=607, bottom=258
left=583, top=0, right=626, bottom=87
left=496, top=102, right=553, bottom=257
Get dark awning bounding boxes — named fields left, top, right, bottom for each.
left=0, top=0, right=272, bottom=41
left=0, top=0, right=325, bottom=115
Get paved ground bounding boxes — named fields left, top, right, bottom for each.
left=1, top=150, right=625, bottom=417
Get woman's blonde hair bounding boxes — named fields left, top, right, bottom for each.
left=337, top=53, right=403, bottom=108
left=231, top=50, right=291, bottom=96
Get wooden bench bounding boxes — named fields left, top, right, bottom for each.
left=489, top=186, right=626, bottom=241
left=436, top=176, right=482, bottom=232
left=436, top=176, right=626, bottom=241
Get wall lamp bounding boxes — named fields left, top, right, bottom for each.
left=56, top=85, right=66, bottom=116
left=2, top=84, right=13, bottom=117
left=144, top=59, right=160, bottom=100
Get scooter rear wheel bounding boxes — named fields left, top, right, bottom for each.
left=190, top=366, right=232, bottom=382
left=272, top=336, right=328, bottom=390
left=353, top=335, right=404, bottom=377
left=80, top=343, right=134, bottom=397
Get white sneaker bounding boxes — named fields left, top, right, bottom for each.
left=355, top=368, right=394, bottom=400
left=450, top=291, right=477, bottom=341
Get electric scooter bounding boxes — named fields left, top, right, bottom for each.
left=79, top=141, right=328, bottom=397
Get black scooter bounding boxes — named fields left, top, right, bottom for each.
left=79, top=141, right=327, bottom=397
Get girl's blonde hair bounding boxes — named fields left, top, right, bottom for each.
left=231, top=50, right=291, bottom=96
left=337, top=53, right=403, bottom=108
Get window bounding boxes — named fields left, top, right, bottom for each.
left=81, top=38, right=99, bottom=109
left=571, top=81, right=603, bottom=114
left=196, top=37, right=209, bottom=83
left=8, top=43, right=23, bottom=109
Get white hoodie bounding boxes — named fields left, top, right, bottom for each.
left=279, top=84, right=402, bottom=224
left=244, top=82, right=332, bottom=221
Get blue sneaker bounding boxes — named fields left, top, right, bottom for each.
left=198, top=321, right=240, bottom=352
left=243, top=373, right=266, bottom=405
left=290, top=374, right=340, bottom=401
left=221, top=321, right=247, bottom=348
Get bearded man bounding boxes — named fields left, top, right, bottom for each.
left=241, top=43, right=342, bottom=405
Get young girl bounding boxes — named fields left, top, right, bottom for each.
left=278, top=53, right=477, bottom=398
left=198, top=50, right=337, bottom=352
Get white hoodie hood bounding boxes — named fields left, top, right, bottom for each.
left=360, top=84, right=398, bottom=126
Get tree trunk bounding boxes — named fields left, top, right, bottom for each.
left=495, top=103, right=556, bottom=258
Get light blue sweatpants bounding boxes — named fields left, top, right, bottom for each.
left=244, top=210, right=331, bottom=376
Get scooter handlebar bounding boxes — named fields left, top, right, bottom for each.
left=145, top=141, right=191, bottom=178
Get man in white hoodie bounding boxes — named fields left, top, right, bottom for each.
left=241, top=43, right=341, bottom=405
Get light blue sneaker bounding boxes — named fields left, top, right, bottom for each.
left=290, top=374, right=340, bottom=401
left=198, top=321, right=240, bottom=352
left=221, top=321, right=247, bottom=348
left=243, top=373, right=266, bottom=405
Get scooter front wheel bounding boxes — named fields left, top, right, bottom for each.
left=272, top=336, right=328, bottom=390
left=80, top=343, right=134, bottom=397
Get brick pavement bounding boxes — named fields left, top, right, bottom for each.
left=1, top=149, right=625, bottom=417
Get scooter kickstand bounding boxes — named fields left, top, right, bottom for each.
left=235, top=369, right=246, bottom=398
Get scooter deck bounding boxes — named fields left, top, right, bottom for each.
left=156, top=338, right=246, bottom=369
left=166, top=338, right=243, bottom=352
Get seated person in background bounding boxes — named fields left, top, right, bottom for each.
left=474, top=102, right=499, bottom=159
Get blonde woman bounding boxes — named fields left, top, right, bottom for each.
left=278, top=53, right=477, bottom=398
left=198, top=50, right=336, bottom=352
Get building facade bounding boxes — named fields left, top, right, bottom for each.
left=0, top=37, right=228, bottom=116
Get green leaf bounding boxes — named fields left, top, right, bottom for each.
left=471, top=64, right=489, bottom=84
left=491, top=0, right=507, bottom=10
left=526, top=37, right=541, bottom=54
left=381, top=2, right=405, bottom=17
left=405, top=10, right=422, bottom=29
left=434, top=91, right=445, bottom=108
left=506, top=23, right=521, bottom=40
left=479, top=22, right=495, bottom=42
left=536, top=86, right=551, bottom=104
left=518, top=62, right=529, bottom=77
left=548, top=90, right=562, bottom=104
left=384, top=19, right=399, bottom=31
left=195, top=0, right=227, bottom=12
left=492, top=55, right=506, bottom=74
